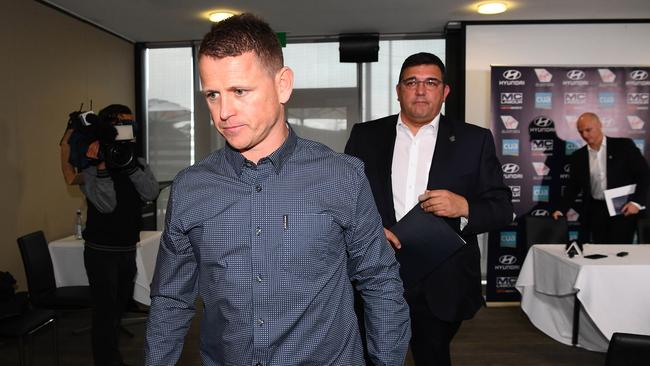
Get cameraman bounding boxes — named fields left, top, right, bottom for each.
left=60, top=104, right=158, bottom=366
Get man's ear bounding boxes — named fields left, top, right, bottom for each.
left=276, top=66, right=294, bottom=104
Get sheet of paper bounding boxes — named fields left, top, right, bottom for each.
left=603, top=184, right=641, bottom=216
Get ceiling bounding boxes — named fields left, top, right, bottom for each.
left=40, top=0, right=650, bottom=43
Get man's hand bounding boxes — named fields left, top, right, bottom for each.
left=551, top=211, right=564, bottom=220
left=621, top=202, right=640, bottom=216
left=418, top=189, right=469, bottom=218
left=384, top=228, right=401, bottom=250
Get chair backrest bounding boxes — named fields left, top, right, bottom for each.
left=525, top=216, right=569, bottom=248
left=16, top=231, right=57, bottom=302
left=637, top=218, right=650, bottom=244
left=606, top=332, right=650, bottom=366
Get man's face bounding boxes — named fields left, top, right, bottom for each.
left=576, top=115, right=604, bottom=148
left=396, top=64, right=450, bottom=129
left=199, top=51, right=293, bottom=161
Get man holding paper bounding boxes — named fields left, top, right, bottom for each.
left=552, top=112, right=650, bottom=243
left=345, top=52, right=513, bottom=366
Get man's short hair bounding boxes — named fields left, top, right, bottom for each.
left=398, top=52, right=446, bottom=84
left=99, top=104, right=132, bottom=123
left=198, top=13, right=283, bottom=75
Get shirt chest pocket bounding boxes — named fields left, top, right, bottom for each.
left=280, top=213, right=341, bottom=281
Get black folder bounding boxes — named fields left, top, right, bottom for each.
left=391, top=204, right=466, bottom=288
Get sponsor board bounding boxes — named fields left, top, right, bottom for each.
left=529, top=116, right=555, bottom=133
left=634, top=139, right=645, bottom=153
left=502, top=163, right=523, bottom=179
left=566, top=208, right=580, bottom=222
left=502, top=139, right=519, bottom=156
left=626, top=70, right=650, bottom=86
left=628, top=115, right=645, bottom=130
left=500, top=92, right=524, bottom=109
left=627, top=93, right=650, bottom=105
left=532, top=162, right=550, bottom=176
left=598, top=92, right=616, bottom=107
left=535, top=92, right=552, bottom=109
left=566, top=140, right=582, bottom=155
left=563, top=69, right=589, bottom=86
left=496, top=276, right=518, bottom=289
left=530, top=209, right=550, bottom=217
left=534, top=68, right=553, bottom=83
left=509, top=185, right=521, bottom=201
left=501, top=115, right=520, bottom=131
left=531, top=139, right=554, bottom=155
left=565, top=92, right=587, bottom=105
left=500, top=231, right=517, bottom=248
left=499, top=69, right=525, bottom=86
left=598, top=68, right=616, bottom=83
left=532, top=185, right=550, bottom=202
left=495, top=254, right=520, bottom=270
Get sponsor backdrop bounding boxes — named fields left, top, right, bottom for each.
left=487, top=66, right=650, bottom=302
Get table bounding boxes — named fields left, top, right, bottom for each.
left=516, top=244, right=650, bottom=352
left=48, top=231, right=162, bottom=306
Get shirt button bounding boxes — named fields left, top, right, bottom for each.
left=256, top=318, right=264, bottom=326
left=256, top=227, right=261, bottom=236
left=255, top=185, right=262, bottom=192
left=255, top=274, right=263, bottom=283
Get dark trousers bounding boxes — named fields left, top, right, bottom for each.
left=405, top=286, right=461, bottom=366
left=84, top=247, right=136, bottom=366
left=589, top=200, right=637, bottom=244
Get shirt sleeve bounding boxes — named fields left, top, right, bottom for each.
left=144, top=179, right=199, bottom=365
left=345, top=167, right=411, bottom=366
left=128, top=158, right=160, bottom=202
left=80, top=166, right=116, bottom=213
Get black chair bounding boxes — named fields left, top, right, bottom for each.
left=16, top=231, right=92, bottom=328
left=0, top=292, right=58, bottom=366
left=525, top=216, right=569, bottom=249
left=637, top=218, right=650, bottom=243
left=606, top=332, right=650, bottom=366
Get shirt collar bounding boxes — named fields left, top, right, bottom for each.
left=587, top=136, right=607, bottom=154
left=224, top=123, right=297, bottom=176
left=396, top=113, right=441, bottom=135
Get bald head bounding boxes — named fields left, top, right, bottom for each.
left=576, top=112, right=604, bottom=150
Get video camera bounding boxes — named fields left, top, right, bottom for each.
left=66, top=109, right=137, bottom=170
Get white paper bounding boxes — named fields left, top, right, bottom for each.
left=603, top=184, right=642, bottom=216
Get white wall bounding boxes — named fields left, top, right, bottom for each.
left=465, top=23, right=650, bottom=128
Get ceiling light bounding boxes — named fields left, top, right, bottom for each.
left=208, top=11, right=235, bottom=23
left=477, top=2, right=508, bottom=15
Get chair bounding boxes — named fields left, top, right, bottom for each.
left=636, top=218, right=650, bottom=243
left=605, top=332, right=650, bottom=366
left=0, top=292, right=58, bottom=366
left=525, top=216, right=569, bottom=249
left=16, top=231, right=92, bottom=325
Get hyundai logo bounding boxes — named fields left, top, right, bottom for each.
left=533, top=116, right=553, bottom=127
left=566, top=70, right=586, bottom=80
left=503, top=69, right=522, bottom=80
left=498, top=255, right=517, bottom=265
left=531, top=209, right=550, bottom=217
left=630, top=70, right=649, bottom=81
left=502, top=163, right=520, bottom=173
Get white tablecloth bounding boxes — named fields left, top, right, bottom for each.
left=48, top=231, right=162, bottom=306
left=516, top=244, right=650, bottom=352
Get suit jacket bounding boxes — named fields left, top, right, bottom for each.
left=345, top=114, right=513, bottom=321
left=559, top=136, right=650, bottom=223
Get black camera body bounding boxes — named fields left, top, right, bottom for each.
left=67, top=111, right=137, bottom=170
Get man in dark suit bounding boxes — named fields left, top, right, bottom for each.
left=345, top=52, right=513, bottom=366
left=552, top=112, right=649, bottom=243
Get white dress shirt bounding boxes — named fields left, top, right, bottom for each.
left=588, top=137, right=607, bottom=200
left=391, top=114, right=439, bottom=221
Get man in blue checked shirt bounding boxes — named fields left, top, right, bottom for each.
left=144, top=13, right=410, bottom=366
